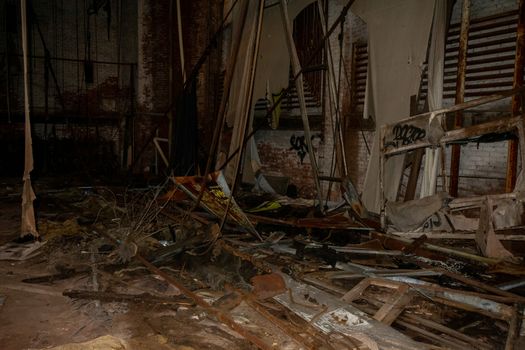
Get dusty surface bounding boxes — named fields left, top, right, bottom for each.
left=0, top=259, right=255, bottom=350
left=0, top=182, right=255, bottom=350
left=2, top=178, right=525, bottom=349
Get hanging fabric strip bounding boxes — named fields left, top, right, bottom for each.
left=20, top=0, right=38, bottom=238
left=354, top=0, right=436, bottom=212
left=421, top=0, right=447, bottom=198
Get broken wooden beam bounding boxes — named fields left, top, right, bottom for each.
left=62, top=289, right=194, bottom=306
left=101, top=232, right=274, bottom=350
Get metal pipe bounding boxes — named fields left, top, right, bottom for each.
left=497, top=278, right=525, bottom=291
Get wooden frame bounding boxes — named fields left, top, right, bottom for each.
left=379, top=87, right=525, bottom=229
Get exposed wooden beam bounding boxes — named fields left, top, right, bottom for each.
left=449, top=0, right=470, bottom=197
left=505, top=0, right=525, bottom=192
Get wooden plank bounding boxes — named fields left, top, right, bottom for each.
left=506, top=0, right=525, bottom=192
left=349, top=292, right=494, bottom=350
left=63, top=289, right=194, bottom=305
left=450, top=0, right=470, bottom=197
left=441, top=116, right=519, bottom=143
left=404, top=95, right=424, bottom=201
left=402, top=313, right=492, bottom=350
left=444, top=63, right=516, bottom=75
left=504, top=305, right=522, bottom=350
left=444, top=54, right=516, bottom=69
left=373, top=285, right=413, bottom=325
left=383, top=116, right=520, bottom=157
left=396, top=319, right=469, bottom=350
left=340, top=278, right=371, bottom=303
left=446, top=36, right=516, bottom=53
left=392, top=232, right=525, bottom=241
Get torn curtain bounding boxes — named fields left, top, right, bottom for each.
left=421, top=0, right=447, bottom=199
left=20, top=0, right=38, bottom=237
left=222, top=0, right=316, bottom=187
left=353, top=0, right=436, bottom=213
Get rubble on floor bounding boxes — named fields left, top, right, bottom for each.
left=1, top=176, right=525, bottom=350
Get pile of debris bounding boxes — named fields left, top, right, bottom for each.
left=1, top=171, right=524, bottom=350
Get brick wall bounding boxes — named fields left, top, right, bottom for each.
left=0, top=0, right=222, bottom=175
left=345, top=129, right=374, bottom=194
left=137, top=0, right=169, bottom=113
left=443, top=141, right=510, bottom=196
left=0, top=0, right=137, bottom=176
left=137, top=0, right=222, bottom=170
left=256, top=129, right=323, bottom=199
left=0, top=0, right=137, bottom=118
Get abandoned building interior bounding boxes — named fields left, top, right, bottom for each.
left=2, top=0, right=525, bottom=349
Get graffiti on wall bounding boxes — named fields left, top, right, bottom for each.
left=386, top=123, right=426, bottom=148
left=289, top=133, right=322, bottom=163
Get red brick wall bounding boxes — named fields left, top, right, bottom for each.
left=137, top=0, right=223, bottom=169
left=256, top=130, right=319, bottom=199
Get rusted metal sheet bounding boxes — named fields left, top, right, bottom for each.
left=250, top=273, right=286, bottom=300
left=173, top=171, right=261, bottom=240
left=247, top=212, right=372, bottom=231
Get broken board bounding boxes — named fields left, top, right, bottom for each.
left=173, top=171, right=261, bottom=240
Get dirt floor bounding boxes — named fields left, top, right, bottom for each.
left=0, top=180, right=256, bottom=350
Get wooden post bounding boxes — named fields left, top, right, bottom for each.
left=281, top=0, right=324, bottom=207
left=380, top=126, right=386, bottom=228
left=505, top=0, right=525, bottom=192
left=449, top=0, right=470, bottom=197
left=176, top=0, right=186, bottom=83
left=404, top=95, right=424, bottom=201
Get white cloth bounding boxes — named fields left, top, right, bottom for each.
left=353, top=0, right=436, bottom=213
left=223, top=0, right=316, bottom=189
left=421, top=0, right=447, bottom=199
